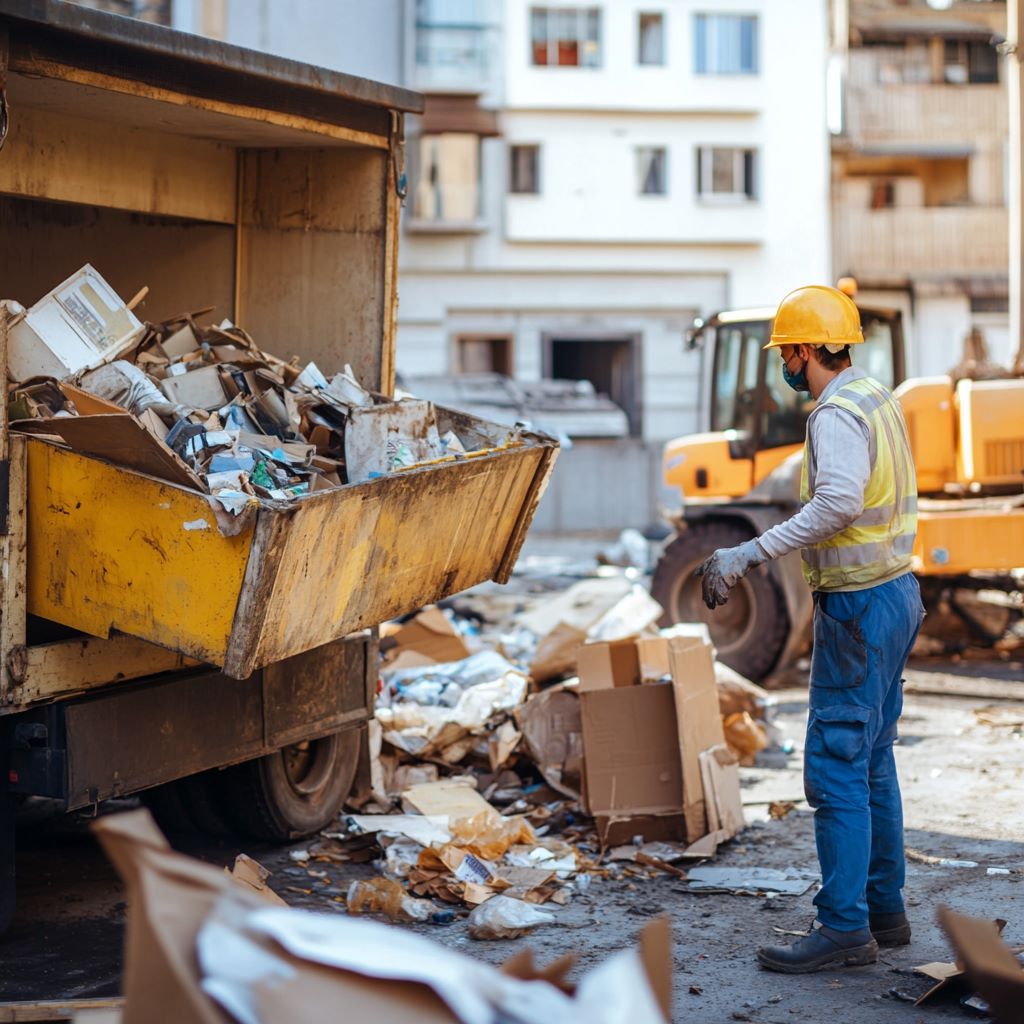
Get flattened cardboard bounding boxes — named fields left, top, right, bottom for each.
left=401, top=780, right=495, bottom=822
left=159, top=364, right=228, bottom=411
left=380, top=607, right=471, bottom=667
left=698, top=744, right=744, bottom=847
left=515, top=684, right=583, bottom=800
left=12, top=414, right=204, bottom=491
left=668, top=636, right=726, bottom=842
left=937, top=907, right=1024, bottom=1021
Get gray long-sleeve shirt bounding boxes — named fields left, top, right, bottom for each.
left=757, top=366, right=872, bottom=560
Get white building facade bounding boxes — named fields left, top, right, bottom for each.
left=399, top=0, right=831, bottom=456
left=101, top=0, right=833, bottom=529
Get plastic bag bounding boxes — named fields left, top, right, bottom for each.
left=79, top=360, right=188, bottom=421
left=346, top=878, right=433, bottom=923
left=450, top=811, right=537, bottom=862
left=467, top=895, right=555, bottom=940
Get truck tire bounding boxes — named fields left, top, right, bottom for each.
left=652, top=522, right=788, bottom=682
left=216, top=729, right=362, bottom=841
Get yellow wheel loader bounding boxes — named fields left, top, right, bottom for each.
left=652, top=305, right=1024, bottom=681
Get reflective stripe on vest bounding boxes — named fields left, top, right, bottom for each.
left=799, top=375, right=918, bottom=590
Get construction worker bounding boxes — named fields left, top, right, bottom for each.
left=697, top=285, right=924, bottom=974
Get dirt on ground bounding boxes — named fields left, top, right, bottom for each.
left=2, top=654, right=1022, bottom=1024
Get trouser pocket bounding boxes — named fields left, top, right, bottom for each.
left=808, top=704, right=872, bottom=762
left=811, top=600, right=868, bottom=688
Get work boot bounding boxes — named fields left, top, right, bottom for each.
left=757, top=924, right=878, bottom=974
left=870, top=911, right=911, bottom=947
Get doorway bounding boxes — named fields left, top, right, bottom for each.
left=543, top=333, right=642, bottom=436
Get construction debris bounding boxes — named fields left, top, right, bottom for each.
left=92, top=809, right=673, bottom=1024
left=318, top=564, right=798, bottom=935
left=6, top=267, right=528, bottom=520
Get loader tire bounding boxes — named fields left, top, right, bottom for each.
left=216, top=729, right=361, bottom=841
left=652, top=522, right=788, bottom=682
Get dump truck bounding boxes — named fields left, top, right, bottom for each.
left=652, top=300, right=1024, bottom=681
left=0, top=1, right=556, bottom=929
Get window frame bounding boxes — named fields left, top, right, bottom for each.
left=694, top=12, right=759, bottom=76
left=636, top=145, right=669, bottom=196
left=509, top=143, right=541, bottom=195
left=637, top=11, right=666, bottom=66
left=454, top=333, right=515, bottom=376
left=696, top=145, right=758, bottom=202
left=530, top=6, right=603, bottom=67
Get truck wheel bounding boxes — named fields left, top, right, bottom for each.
left=217, top=729, right=361, bottom=841
left=652, top=522, right=788, bottom=682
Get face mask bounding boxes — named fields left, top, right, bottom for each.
left=782, top=357, right=810, bottom=393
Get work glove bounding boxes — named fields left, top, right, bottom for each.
left=695, top=538, right=767, bottom=609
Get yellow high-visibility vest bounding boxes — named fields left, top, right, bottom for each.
left=800, top=375, right=917, bottom=591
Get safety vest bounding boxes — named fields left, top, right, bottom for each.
left=800, top=375, right=917, bottom=591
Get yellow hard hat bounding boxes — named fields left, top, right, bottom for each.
left=764, top=285, right=864, bottom=351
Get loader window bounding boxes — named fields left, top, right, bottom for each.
left=762, top=354, right=813, bottom=448
left=856, top=317, right=897, bottom=389
left=711, top=322, right=766, bottom=440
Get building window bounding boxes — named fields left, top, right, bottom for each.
left=510, top=144, right=541, bottom=194
left=697, top=147, right=757, bottom=200
left=694, top=13, right=758, bottom=75
left=456, top=334, right=513, bottom=375
left=530, top=7, right=602, bottom=67
left=637, top=146, right=668, bottom=195
left=638, top=12, right=665, bottom=65
left=944, top=39, right=999, bottom=84
left=413, top=133, right=481, bottom=223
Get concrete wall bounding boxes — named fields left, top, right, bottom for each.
left=530, top=438, right=674, bottom=534
left=186, top=0, right=405, bottom=84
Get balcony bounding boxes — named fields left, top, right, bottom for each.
left=843, top=49, right=1005, bottom=146
left=833, top=205, right=1008, bottom=282
left=413, top=21, right=500, bottom=94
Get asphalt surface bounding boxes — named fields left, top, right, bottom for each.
left=2, top=657, right=1022, bottom=1023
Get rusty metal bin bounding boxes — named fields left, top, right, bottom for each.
left=26, top=411, right=556, bottom=678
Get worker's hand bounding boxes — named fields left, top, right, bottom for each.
left=695, top=539, right=767, bottom=609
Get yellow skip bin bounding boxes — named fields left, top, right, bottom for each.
left=26, top=420, right=557, bottom=679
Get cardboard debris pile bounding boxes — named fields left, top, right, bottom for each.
left=5, top=266, right=523, bottom=516
left=325, top=577, right=788, bottom=936
left=92, top=810, right=672, bottom=1024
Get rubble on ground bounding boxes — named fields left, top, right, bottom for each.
left=300, top=569, right=789, bottom=939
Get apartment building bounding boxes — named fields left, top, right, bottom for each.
left=833, top=0, right=1010, bottom=375
left=400, top=1, right=829, bottom=446
left=66, top=0, right=831, bottom=529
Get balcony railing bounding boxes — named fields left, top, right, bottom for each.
left=844, top=50, right=1005, bottom=144
left=833, top=205, right=1008, bottom=281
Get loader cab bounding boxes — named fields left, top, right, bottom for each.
left=665, top=305, right=905, bottom=502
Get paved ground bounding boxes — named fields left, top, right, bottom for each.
left=2, top=661, right=1022, bottom=1022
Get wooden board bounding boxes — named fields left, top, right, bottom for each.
left=0, top=103, right=236, bottom=223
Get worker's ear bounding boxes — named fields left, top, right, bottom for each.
left=797, top=344, right=815, bottom=364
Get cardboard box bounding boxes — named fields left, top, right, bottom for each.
left=8, top=265, right=145, bottom=381
left=579, top=634, right=734, bottom=847
left=380, top=606, right=471, bottom=668
left=159, top=364, right=228, bottom=411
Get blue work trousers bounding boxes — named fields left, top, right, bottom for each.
left=804, top=572, right=925, bottom=932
